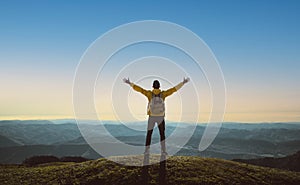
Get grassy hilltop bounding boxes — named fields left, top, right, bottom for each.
left=1, top=155, right=300, bottom=185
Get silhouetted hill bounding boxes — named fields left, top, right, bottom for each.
left=22, top=155, right=90, bottom=166
left=0, top=145, right=101, bottom=164
left=233, top=150, right=300, bottom=172
left=0, top=155, right=300, bottom=185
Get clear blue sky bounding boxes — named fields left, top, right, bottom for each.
left=0, top=0, right=299, bottom=122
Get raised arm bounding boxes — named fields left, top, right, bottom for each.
left=162, top=77, right=190, bottom=98
left=123, top=78, right=151, bottom=98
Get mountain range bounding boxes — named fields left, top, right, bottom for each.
left=0, top=120, right=299, bottom=164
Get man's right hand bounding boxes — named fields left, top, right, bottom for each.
left=183, top=77, right=190, bottom=84
left=123, top=77, right=131, bottom=84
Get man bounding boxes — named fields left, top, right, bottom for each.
left=123, top=77, right=190, bottom=155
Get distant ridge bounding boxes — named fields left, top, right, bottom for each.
left=0, top=120, right=54, bottom=125
left=0, top=135, right=21, bottom=147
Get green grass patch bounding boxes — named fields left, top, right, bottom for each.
left=0, top=155, right=300, bottom=185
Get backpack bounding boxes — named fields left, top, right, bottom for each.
left=148, top=92, right=165, bottom=115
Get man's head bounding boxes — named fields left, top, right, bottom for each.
left=152, top=80, right=160, bottom=89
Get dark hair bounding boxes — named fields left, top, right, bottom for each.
left=153, top=80, right=160, bottom=89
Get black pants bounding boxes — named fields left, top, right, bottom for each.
left=145, top=116, right=166, bottom=152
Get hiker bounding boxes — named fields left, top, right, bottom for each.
left=123, top=77, right=190, bottom=155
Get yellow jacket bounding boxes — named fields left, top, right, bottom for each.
left=130, top=82, right=184, bottom=116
